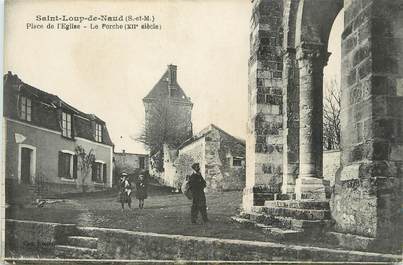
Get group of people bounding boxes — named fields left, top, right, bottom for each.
left=119, top=171, right=148, bottom=210
left=118, top=163, right=208, bottom=224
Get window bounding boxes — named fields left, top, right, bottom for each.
left=95, top=123, right=103, bottom=142
left=233, top=157, right=243, bottom=167
left=139, top=156, right=145, bottom=169
left=19, top=96, right=32, bottom=121
left=92, top=161, right=106, bottom=183
left=62, top=112, right=72, bottom=138
left=58, top=151, right=77, bottom=180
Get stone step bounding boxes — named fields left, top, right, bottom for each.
left=252, top=206, right=331, bottom=220
left=231, top=216, right=302, bottom=241
left=247, top=212, right=332, bottom=231
left=239, top=211, right=251, bottom=219
left=231, top=216, right=256, bottom=229
left=76, top=227, right=99, bottom=238
left=66, top=236, right=98, bottom=249
left=323, top=232, right=379, bottom=252
left=264, top=200, right=330, bottom=210
left=55, top=245, right=99, bottom=259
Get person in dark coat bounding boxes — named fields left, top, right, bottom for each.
left=135, top=171, right=148, bottom=209
left=189, top=163, right=208, bottom=224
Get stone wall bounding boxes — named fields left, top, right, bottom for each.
left=323, top=150, right=340, bottom=186
left=5, top=220, right=400, bottom=261
left=332, top=0, right=403, bottom=249
left=244, top=0, right=285, bottom=210
left=113, top=152, right=148, bottom=174
left=203, top=129, right=224, bottom=191
left=161, top=144, right=179, bottom=188
left=217, top=130, right=246, bottom=191
left=177, top=127, right=245, bottom=192
left=5, top=219, right=77, bottom=257
left=143, top=99, right=193, bottom=152
left=176, top=138, right=205, bottom=189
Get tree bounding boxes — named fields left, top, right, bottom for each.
left=135, top=98, right=192, bottom=156
left=75, top=145, right=96, bottom=192
left=323, top=78, right=341, bottom=150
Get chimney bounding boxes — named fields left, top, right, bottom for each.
left=167, top=64, right=177, bottom=86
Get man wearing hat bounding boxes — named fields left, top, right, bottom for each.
left=189, top=163, right=208, bottom=224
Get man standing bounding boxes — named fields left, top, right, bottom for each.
left=189, top=163, right=208, bottom=224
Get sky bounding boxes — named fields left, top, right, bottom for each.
left=4, top=1, right=342, bottom=154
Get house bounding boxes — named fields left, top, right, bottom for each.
left=163, top=124, right=246, bottom=192
left=142, top=64, right=193, bottom=152
left=113, top=150, right=149, bottom=185
left=143, top=64, right=193, bottom=156
left=3, top=72, right=114, bottom=198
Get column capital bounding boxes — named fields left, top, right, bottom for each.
left=282, top=47, right=296, bottom=55
left=296, top=43, right=331, bottom=67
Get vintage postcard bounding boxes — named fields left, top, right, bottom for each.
left=1, top=0, right=402, bottom=263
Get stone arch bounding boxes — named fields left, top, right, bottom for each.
left=246, top=0, right=402, bottom=251
left=281, top=0, right=343, bottom=197
left=283, top=0, right=343, bottom=200
left=295, top=0, right=343, bottom=48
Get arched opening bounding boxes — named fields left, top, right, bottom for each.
left=322, top=9, right=344, bottom=189
left=291, top=0, right=343, bottom=200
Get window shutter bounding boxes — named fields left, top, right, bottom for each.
left=57, top=109, right=62, bottom=131
left=58, top=151, right=63, bottom=178
left=91, top=120, right=96, bottom=141
left=73, top=155, right=78, bottom=179
left=91, top=163, right=96, bottom=181
left=103, top=164, right=107, bottom=183
left=16, top=95, right=21, bottom=119
left=71, top=115, right=75, bottom=138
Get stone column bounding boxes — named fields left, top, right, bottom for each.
left=281, top=48, right=299, bottom=196
left=295, top=43, right=329, bottom=200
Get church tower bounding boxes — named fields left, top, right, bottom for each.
left=143, top=64, right=193, bottom=155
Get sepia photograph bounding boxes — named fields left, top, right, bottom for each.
left=1, top=0, right=402, bottom=263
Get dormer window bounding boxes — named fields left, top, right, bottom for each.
left=62, top=112, right=72, bottom=138
left=19, top=96, right=32, bottom=121
left=95, top=123, right=103, bottom=142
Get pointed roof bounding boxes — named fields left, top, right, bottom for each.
left=143, top=65, right=192, bottom=104
left=178, top=124, right=245, bottom=150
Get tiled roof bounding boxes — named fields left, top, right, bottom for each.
left=143, top=67, right=192, bottom=103
left=3, top=72, right=114, bottom=146
left=179, top=124, right=245, bottom=150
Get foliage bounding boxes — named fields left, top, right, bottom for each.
left=323, top=78, right=341, bottom=150
left=135, top=98, right=192, bottom=155
left=75, top=145, right=96, bottom=192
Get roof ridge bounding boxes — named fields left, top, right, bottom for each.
left=143, top=66, right=191, bottom=103
left=17, top=77, right=105, bottom=122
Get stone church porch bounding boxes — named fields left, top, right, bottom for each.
left=241, top=0, right=403, bottom=255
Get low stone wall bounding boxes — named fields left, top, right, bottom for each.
left=5, top=219, right=77, bottom=257
left=4, top=219, right=401, bottom=262
left=323, top=150, right=340, bottom=186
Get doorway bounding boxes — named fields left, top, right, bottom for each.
left=18, top=144, right=36, bottom=184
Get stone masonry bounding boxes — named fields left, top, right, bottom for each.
left=244, top=0, right=402, bottom=252
left=331, top=0, right=403, bottom=250
left=244, top=0, right=285, bottom=210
